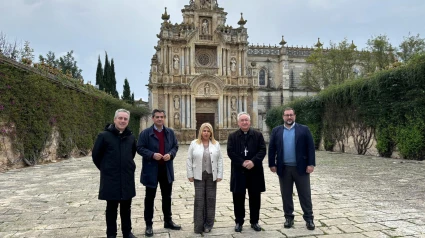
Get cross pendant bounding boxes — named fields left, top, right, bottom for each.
left=244, top=147, right=248, bottom=156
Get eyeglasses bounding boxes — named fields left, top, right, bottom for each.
left=283, top=114, right=295, bottom=117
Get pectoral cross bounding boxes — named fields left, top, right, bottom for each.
left=244, top=147, right=248, bottom=156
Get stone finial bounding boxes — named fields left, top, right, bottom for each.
left=279, top=35, right=287, bottom=46
left=350, top=40, right=357, bottom=49
left=238, top=12, right=247, bottom=26
left=162, top=7, right=170, bottom=21
left=315, top=37, right=323, bottom=48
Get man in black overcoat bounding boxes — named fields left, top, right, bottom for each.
left=92, top=109, right=137, bottom=238
left=227, top=112, right=266, bottom=232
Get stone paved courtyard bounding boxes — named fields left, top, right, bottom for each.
left=0, top=145, right=424, bottom=238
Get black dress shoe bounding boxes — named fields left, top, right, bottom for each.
left=124, top=232, right=137, bottom=238
left=234, top=223, right=242, bottom=232
left=107, top=236, right=116, bottom=238
left=145, top=225, right=153, bottom=237
left=306, top=220, right=315, bottom=230
left=251, top=223, right=262, bottom=231
left=164, top=220, right=182, bottom=230
left=284, top=218, right=294, bottom=228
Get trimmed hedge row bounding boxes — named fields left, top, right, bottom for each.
left=266, top=55, right=425, bottom=160
left=0, top=61, right=148, bottom=165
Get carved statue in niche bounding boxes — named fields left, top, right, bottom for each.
left=174, top=112, right=181, bottom=129
left=200, top=0, right=211, bottom=8
left=231, top=112, right=237, bottom=127
left=230, top=58, right=237, bottom=72
left=204, top=83, right=210, bottom=96
left=231, top=96, right=237, bottom=110
left=173, top=55, right=179, bottom=70
left=174, top=96, right=180, bottom=109
left=202, top=19, right=209, bottom=35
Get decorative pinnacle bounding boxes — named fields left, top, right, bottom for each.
left=238, top=12, right=247, bottom=26
left=350, top=40, right=357, bottom=49
left=315, top=37, right=323, bottom=48
left=162, top=7, right=170, bottom=21
left=279, top=35, right=287, bottom=46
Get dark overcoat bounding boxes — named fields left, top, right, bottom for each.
left=227, top=128, right=267, bottom=194
left=136, top=125, right=179, bottom=188
left=268, top=123, right=316, bottom=177
left=92, top=124, right=137, bottom=200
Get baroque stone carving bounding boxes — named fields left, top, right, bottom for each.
left=231, top=96, right=237, bottom=110
left=173, top=55, right=180, bottom=70
left=174, top=95, right=180, bottom=109
left=174, top=112, right=181, bottom=129
left=230, top=57, right=237, bottom=72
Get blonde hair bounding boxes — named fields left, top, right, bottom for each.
left=196, top=122, right=217, bottom=145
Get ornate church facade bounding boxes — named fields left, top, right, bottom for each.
left=141, top=0, right=317, bottom=143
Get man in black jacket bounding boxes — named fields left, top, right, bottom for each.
left=227, top=112, right=267, bottom=232
left=92, top=109, right=137, bottom=238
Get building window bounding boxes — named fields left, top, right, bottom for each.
left=259, top=69, right=266, bottom=86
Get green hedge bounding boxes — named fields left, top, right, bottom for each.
left=0, top=61, right=149, bottom=165
left=265, top=54, right=425, bottom=160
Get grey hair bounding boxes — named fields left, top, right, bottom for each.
left=237, top=112, right=251, bottom=121
left=114, top=109, right=130, bottom=119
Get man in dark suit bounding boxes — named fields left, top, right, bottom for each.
left=137, top=109, right=181, bottom=237
left=268, top=107, right=316, bottom=230
left=92, top=109, right=137, bottom=238
left=227, top=112, right=266, bottom=232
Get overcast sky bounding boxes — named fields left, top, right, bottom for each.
left=1, top=0, right=424, bottom=101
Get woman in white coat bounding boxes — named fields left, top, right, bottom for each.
left=187, top=122, right=223, bottom=234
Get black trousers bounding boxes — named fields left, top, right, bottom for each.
left=106, top=199, right=132, bottom=237
left=279, top=166, right=313, bottom=221
left=144, top=165, right=173, bottom=226
left=232, top=172, right=261, bottom=226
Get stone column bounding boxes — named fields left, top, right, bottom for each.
left=186, top=94, right=191, bottom=128
left=238, top=49, right=242, bottom=76
left=227, top=94, right=231, bottom=128
left=164, top=93, right=169, bottom=126
left=251, top=90, right=259, bottom=128
left=218, top=94, right=223, bottom=128
left=244, top=94, right=247, bottom=112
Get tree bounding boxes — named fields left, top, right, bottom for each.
left=103, top=52, right=110, bottom=92
left=57, top=50, right=83, bottom=79
left=397, top=33, right=425, bottom=62
left=366, top=34, right=397, bottom=70
left=95, top=56, right=104, bottom=90
left=301, top=38, right=358, bottom=91
left=121, top=78, right=132, bottom=103
left=0, top=31, right=20, bottom=60
left=110, top=59, right=119, bottom=98
left=38, top=51, right=58, bottom=68
left=20, top=41, right=34, bottom=65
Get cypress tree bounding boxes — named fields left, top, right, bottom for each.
left=103, top=52, right=110, bottom=93
left=131, top=93, right=135, bottom=104
left=110, top=59, right=119, bottom=98
left=95, top=56, right=103, bottom=89
left=122, top=78, right=131, bottom=103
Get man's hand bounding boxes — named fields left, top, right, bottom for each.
left=243, top=160, right=254, bottom=170
left=270, top=166, right=277, bottom=173
left=188, top=177, right=194, bottom=182
left=306, top=165, right=314, bottom=174
left=217, top=178, right=222, bottom=182
left=153, top=153, right=163, bottom=160
left=163, top=153, right=171, bottom=161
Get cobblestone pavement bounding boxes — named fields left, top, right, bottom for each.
left=1, top=145, right=425, bottom=238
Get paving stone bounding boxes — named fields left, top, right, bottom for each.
left=0, top=145, right=424, bottom=237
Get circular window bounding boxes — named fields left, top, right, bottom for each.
left=198, top=54, right=210, bottom=66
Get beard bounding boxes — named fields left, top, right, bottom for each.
left=285, top=120, right=294, bottom=126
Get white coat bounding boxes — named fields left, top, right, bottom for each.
left=186, top=139, right=223, bottom=181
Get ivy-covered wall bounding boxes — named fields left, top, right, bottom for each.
left=266, top=55, right=425, bottom=160
left=0, top=57, right=149, bottom=169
